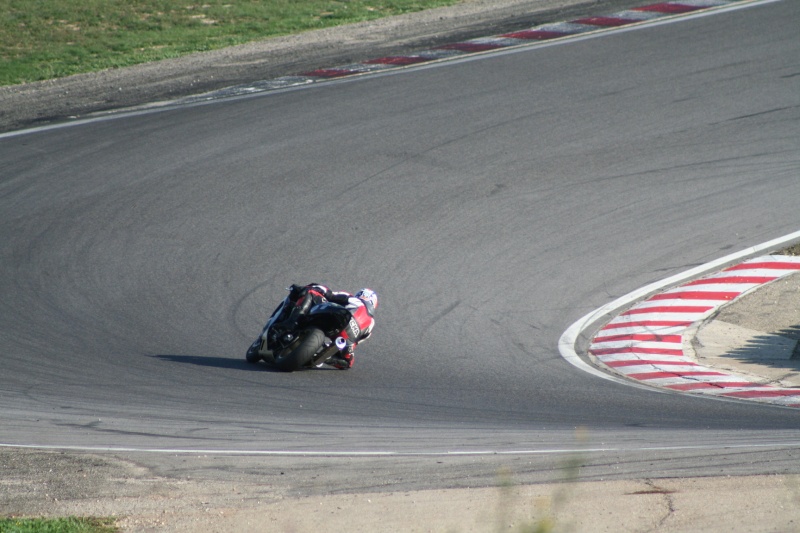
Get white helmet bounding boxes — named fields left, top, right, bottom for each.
left=355, top=288, right=378, bottom=311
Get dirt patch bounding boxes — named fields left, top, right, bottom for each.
left=3, top=449, right=800, bottom=532
left=782, top=243, right=800, bottom=256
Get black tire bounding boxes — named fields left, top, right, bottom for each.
left=245, top=339, right=262, bottom=363
left=273, top=328, right=325, bottom=372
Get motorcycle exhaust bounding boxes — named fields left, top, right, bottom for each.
left=335, top=336, right=347, bottom=351
left=311, top=339, right=341, bottom=367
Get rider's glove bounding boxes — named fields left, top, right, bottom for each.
left=288, top=284, right=305, bottom=300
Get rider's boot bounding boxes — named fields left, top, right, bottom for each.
left=328, top=338, right=354, bottom=369
left=328, top=352, right=354, bottom=369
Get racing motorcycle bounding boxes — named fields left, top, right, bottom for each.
left=245, top=287, right=358, bottom=371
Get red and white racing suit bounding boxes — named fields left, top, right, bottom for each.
left=291, top=283, right=375, bottom=369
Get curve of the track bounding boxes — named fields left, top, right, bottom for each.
left=2, top=1, right=799, bottom=476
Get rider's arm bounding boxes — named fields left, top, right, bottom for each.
left=300, top=283, right=331, bottom=301
left=326, top=291, right=352, bottom=306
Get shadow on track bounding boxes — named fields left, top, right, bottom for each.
left=152, top=354, right=283, bottom=372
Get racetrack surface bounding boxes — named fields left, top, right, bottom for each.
left=2, top=0, right=799, bottom=489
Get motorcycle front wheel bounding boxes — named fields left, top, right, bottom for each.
left=273, top=327, right=325, bottom=372
left=245, top=339, right=262, bottom=363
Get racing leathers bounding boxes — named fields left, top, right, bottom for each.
left=284, top=283, right=375, bottom=369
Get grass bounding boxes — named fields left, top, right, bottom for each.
left=0, top=517, right=117, bottom=533
left=0, top=0, right=462, bottom=86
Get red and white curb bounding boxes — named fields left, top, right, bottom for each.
left=182, top=0, right=741, bottom=103
left=589, top=255, right=800, bottom=407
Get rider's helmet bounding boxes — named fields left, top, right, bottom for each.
left=355, top=288, right=378, bottom=313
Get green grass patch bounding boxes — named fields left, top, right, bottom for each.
left=0, top=516, right=117, bottom=533
left=0, top=0, right=462, bottom=86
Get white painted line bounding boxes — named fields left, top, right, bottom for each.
left=596, top=354, right=693, bottom=363
left=595, top=325, right=688, bottom=336
left=3, top=441, right=800, bottom=456
left=591, top=341, right=684, bottom=350
left=644, top=375, right=752, bottom=386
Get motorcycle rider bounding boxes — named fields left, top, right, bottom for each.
left=280, top=283, right=377, bottom=369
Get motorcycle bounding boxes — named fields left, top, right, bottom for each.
left=245, top=287, right=358, bottom=371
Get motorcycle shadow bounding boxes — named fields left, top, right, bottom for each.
left=152, top=354, right=285, bottom=372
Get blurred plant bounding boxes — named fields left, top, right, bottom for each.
left=493, top=427, right=588, bottom=533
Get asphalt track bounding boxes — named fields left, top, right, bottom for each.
left=1, top=0, right=799, bottom=484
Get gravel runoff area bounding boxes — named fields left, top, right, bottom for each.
left=2, top=0, right=800, bottom=531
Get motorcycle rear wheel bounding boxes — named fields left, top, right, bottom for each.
left=273, top=327, right=325, bottom=372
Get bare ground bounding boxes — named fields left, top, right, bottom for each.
left=3, top=448, right=800, bottom=532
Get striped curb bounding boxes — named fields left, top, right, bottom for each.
left=589, top=255, right=800, bottom=408
left=178, top=0, right=739, bottom=104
